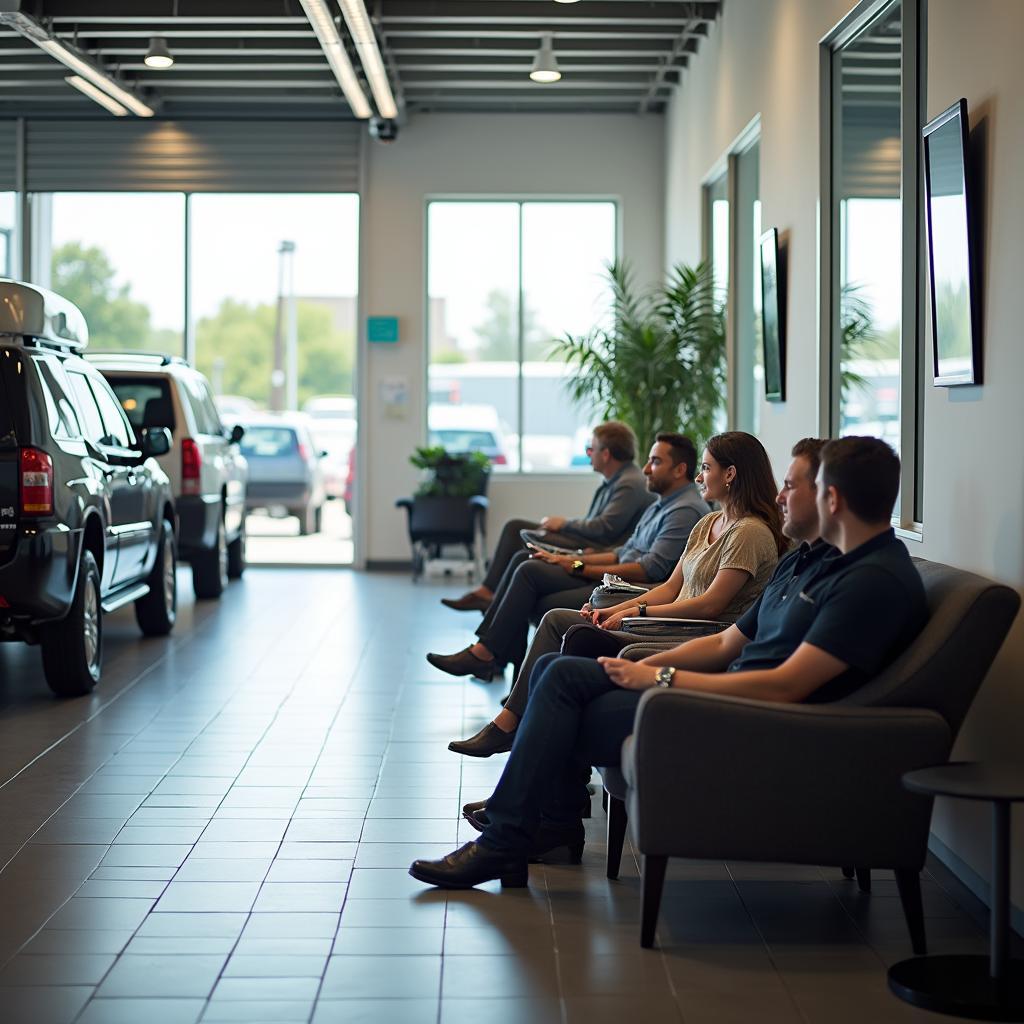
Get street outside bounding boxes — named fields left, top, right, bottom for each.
left=245, top=499, right=353, bottom=566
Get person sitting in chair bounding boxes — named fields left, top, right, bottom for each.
left=425, top=433, right=710, bottom=683
left=441, top=421, right=652, bottom=613
left=447, top=431, right=796, bottom=758
left=409, top=436, right=927, bottom=889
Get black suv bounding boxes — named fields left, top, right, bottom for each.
left=0, top=281, right=178, bottom=697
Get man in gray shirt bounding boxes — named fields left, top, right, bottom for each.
left=427, top=433, right=710, bottom=681
left=442, top=421, right=653, bottom=613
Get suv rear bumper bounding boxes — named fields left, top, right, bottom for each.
left=176, top=494, right=221, bottom=559
left=0, top=525, right=82, bottom=631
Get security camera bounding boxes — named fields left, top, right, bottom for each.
left=369, top=117, right=398, bottom=143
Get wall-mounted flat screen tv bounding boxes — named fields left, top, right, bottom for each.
left=759, top=227, right=785, bottom=402
left=922, top=98, right=981, bottom=386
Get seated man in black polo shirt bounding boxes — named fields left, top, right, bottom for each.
left=409, top=436, right=929, bottom=890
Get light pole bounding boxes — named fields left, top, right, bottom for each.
left=271, top=240, right=296, bottom=411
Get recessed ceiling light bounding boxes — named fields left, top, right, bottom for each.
left=144, top=36, right=174, bottom=70
left=530, top=34, right=561, bottom=83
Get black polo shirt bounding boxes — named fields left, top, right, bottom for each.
left=730, top=529, right=927, bottom=702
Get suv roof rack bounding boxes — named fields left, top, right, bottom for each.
left=87, top=351, right=190, bottom=367
left=0, top=279, right=88, bottom=352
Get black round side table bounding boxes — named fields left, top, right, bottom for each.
left=888, top=762, right=1024, bottom=1020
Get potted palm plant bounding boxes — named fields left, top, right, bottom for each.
left=548, top=260, right=726, bottom=448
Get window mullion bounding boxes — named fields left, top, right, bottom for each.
left=516, top=202, right=525, bottom=474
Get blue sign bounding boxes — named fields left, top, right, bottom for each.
left=367, top=316, right=399, bottom=344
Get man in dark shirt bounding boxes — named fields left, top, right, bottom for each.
left=409, top=436, right=928, bottom=890
left=441, top=421, right=653, bottom=613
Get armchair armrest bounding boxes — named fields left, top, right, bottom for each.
left=468, top=495, right=489, bottom=511
left=395, top=497, right=414, bottom=511
left=623, top=689, right=951, bottom=867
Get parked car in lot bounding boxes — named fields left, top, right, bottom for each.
left=428, top=403, right=512, bottom=467
left=303, top=394, right=356, bottom=422
left=311, top=419, right=356, bottom=502
left=239, top=414, right=327, bottom=535
left=88, top=353, right=248, bottom=600
left=0, top=281, right=177, bottom=696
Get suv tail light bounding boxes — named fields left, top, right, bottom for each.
left=491, top=453, right=507, bottom=466
left=182, top=438, right=201, bottom=495
left=20, top=447, right=54, bottom=516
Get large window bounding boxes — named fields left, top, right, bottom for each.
left=823, top=0, right=923, bottom=523
left=189, top=193, right=359, bottom=565
left=42, top=193, right=186, bottom=353
left=427, top=200, right=616, bottom=473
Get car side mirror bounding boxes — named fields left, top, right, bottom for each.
left=140, top=427, right=172, bottom=459
left=229, top=423, right=245, bottom=445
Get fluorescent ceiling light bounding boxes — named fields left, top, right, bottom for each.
left=337, top=0, right=399, bottom=120
left=34, top=36, right=154, bottom=116
left=530, top=34, right=562, bottom=83
left=144, top=37, right=174, bottom=70
left=298, top=0, right=373, bottom=119
left=64, top=75, right=128, bottom=116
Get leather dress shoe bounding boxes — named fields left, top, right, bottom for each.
left=409, top=841, right=528, bottom=889
left=448, top=723, right=516, bottom=758
left=440, top=592, right=492, bottom=613
left=426, top=648, right=503, bottom=681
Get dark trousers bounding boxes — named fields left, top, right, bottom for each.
left=476, top=553, right=593, bottom=669
left=479, top=653, right=641, bottom=853
left=482, top=518, right=589, bottom=592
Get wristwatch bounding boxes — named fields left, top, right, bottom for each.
left=654, top=666, right=675, bottom=688
left=636, top=601, right=648, bottom=617
left=570, top=559, right=585, bottom=576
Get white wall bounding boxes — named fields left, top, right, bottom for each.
left=359, top=112, right=665, bottom=564
left=664, top=0, right=1024, bottom=911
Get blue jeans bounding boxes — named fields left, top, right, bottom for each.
left=479, top=653, right=642, bottom=854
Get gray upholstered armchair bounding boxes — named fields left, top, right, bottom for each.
left=599, top=557, right=1020, bottom=950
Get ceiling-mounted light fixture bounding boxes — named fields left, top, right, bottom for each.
left=144, top=37, right=174, bottom=70
left=297, top=0, right=373, bottom=119
left=64, top=75, right=128, bottom=116
left=337, top=0, right=399, bottom=120
left=0, top=10, right=154, bottom=117
left=530, top=34, right=561, bottom=83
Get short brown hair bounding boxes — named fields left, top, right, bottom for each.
left=791, top=438, right=828, bottom=483
left=592, top=421, right=637, bottom=462
left=654, top=432, right=698, bottom=481
left=820, top=436, right=900, bottom=524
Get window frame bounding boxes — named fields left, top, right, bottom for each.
left=819, top=0, right=926, bottom=536
left=423, top=195, right=621, bottom=477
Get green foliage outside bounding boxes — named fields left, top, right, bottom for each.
left=469, top=289, right=549, bottom=362
left=51, top=241, right=354, bottom=407
left=52, top=242, right=161, bottom=352
left=194, top=298, right=354, bottom=407
left=409, top=446, right=490, bottom=498
left=548, top=260, right=726, bottom=450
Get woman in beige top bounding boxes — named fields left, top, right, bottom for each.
left=449, top=431, right=788, bottom=758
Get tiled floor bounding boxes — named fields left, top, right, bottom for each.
left=0, top=567, right=999, bottom=1023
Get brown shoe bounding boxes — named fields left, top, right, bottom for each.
left=440, top=592, right=492, bottom=613
left=426, top=647, right=503, bottom=681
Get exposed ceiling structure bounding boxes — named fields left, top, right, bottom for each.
left=0, top=1, right=722, bottom=121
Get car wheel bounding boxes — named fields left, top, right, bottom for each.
left=227, top=514, right=246, bottom=580
left=299, top=504, right=318, bottom=536
left=135, top=519, right=177, bottom=636
left=193, top=510, right=228, bottom=599
left=40, top=548, right=103, bottom=697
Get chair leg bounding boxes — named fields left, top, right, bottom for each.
left=856, top=867, right=872, bottom=893
left=640, top=855, right=668, bottom=948
left=606, top=795, right=627, bottom=880
left=841, top=865, right=855, bottom=879
left=894, top=868, right=927, bottom=955
left=601, top=789, right=609, bottom=812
